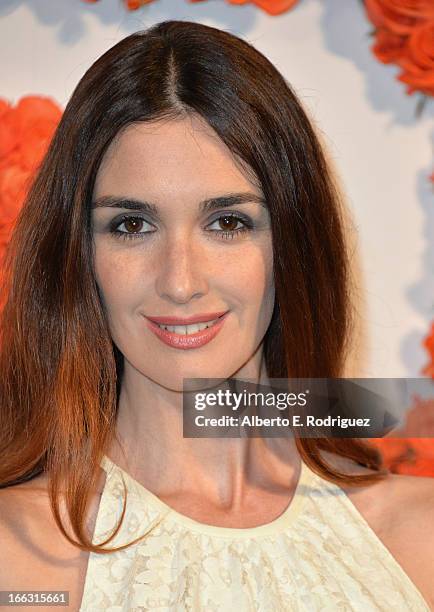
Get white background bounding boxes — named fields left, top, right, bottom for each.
left=0, top=0, right=433, bottom=376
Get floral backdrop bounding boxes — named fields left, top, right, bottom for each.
left=1, top=0, right=433, bottom=475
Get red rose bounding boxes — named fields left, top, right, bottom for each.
left=191, top=0, right=300, bottom=14
left=248, top=0, right=299, bottom=15
left=371, top=396, right=434, bottom=476
left=0, top=96, right=62, bottom=172
left=423, top=322, right=434, bottom=377
left=393, top=452, right=434, bottom=476
left=125, top=0, right=153, bottom=9
left=371, top=27, right=408, bottom=63
left=370, top=437, right=411, bottom=465
left=397, top=20, right=434, bottom=96
left=365, top=0, right=434, bottom=36
left=0, top=96, right=62, bottom=276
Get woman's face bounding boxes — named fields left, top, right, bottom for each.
left=92, top=115, right=275, bottom=391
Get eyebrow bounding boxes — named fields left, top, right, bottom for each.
left=91, top=192, right=267, bottom=216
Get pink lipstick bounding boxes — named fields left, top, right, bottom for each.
left=146, top=311, right=228, bottom=325
left=144, top=311, right=229, bottom=350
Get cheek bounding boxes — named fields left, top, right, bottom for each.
left=256, top=249, right=275, bottom=326
left=231, top=246, right=275, bottom=318
left=245, top=245, right=274, bottom=294
left=94, top=247, right=142, bottom=317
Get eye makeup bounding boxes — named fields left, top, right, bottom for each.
left=107, top=211, right=256, bottom=242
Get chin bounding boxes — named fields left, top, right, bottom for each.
left=148, top=363, right=239, bottom=393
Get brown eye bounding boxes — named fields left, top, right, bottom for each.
left=124, top=218, right=144, bottom=233
left=110, top=215, right=154, bottom=240
left=218, top=215, right=240, bottom=231
left=206, top=213, right=253, bottom=241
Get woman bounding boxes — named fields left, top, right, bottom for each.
left=0, top=20, right=433, bottom=611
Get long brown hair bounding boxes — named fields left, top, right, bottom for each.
left=0, top=20, right=384, bottom=552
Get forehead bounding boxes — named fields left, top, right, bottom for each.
left=93, top=115, right=261, bottom=201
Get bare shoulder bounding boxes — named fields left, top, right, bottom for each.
left=322, top=451, right=434, bottom=609
left=333, top=454, right=434, bottom=536
left=0, top=473, right=91, bottom=611
left=0, top=472, right=52, bottom=552
left=0, top=474, right=59, bottom=579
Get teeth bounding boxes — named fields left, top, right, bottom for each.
left=158, top=319, right=218, bottom=334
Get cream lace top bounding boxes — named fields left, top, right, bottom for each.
left=79, top=455, right=430, bottom=611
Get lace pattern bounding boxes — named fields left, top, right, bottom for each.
left=79, top=457, right=430, bottom=611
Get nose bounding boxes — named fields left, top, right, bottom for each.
left=155, top=233, right=209, bottom=304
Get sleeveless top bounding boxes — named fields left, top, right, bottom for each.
left=79, top=456, right=431, bottom=611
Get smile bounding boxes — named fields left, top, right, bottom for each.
left=156, top=318, right=219, bottom=334
left=144, top=313, right=228, bottom=350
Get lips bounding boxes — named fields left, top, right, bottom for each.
left=144, top=311, right=229, bottom=350
left=146, top=311, right=228, bottom=325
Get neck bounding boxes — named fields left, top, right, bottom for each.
left=109, top=351, right=300, bottom=510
